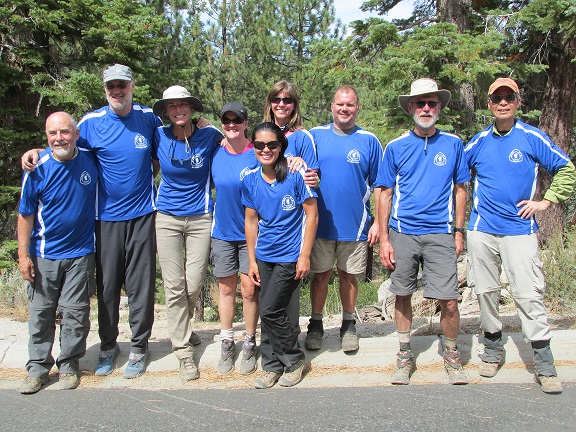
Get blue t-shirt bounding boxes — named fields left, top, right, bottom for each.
left=153, top=125, right=224, bottom=216
left=211, top=144, right=258, bottom=241
left=285, top=129, right=319, bottom=170
left=241, top=168, right=317, bottom=262
left=375, top=130, right=471, bottom=235
left=19, top=148, right=98, bottom=259
left=465, top=120, right=571, bottom=235
left=77, top=103, right=162, bottom=221
left=311, top=123, right=382, bottom=241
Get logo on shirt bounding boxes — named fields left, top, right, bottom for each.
left=190, top=154, right=204, bottom=169
left=434, top=152, right=447, bottom=166
left=134, top=133, right=148, bottom=149
left=347, top=149, right=360, bottom=164
left=282, top=195, right=296, bottom=211
left=509, top=149, right=523, bottom=163
left=80, top=171, right=92, bottom=185
left=239, top=167, right=251, bottom=181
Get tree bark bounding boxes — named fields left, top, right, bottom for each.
left=535, top=35, right=576, bottom=244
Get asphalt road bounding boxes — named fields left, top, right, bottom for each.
left=2, top=383, right=574, bottom=432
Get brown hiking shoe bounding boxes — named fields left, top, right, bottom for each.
left=534, top=374, right=563, bottom=394
left=253, top=371, right=282, bottom=389
left=279, top=363, right=305, bottom=387
left=443, top=348, right=469, bottom=385
left=391, top=350, right=415, bottom=385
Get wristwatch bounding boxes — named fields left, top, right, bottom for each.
left=453, top=227, right=465, bottom=234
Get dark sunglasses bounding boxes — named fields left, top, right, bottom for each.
left=168, top=138, right=192, bottom=163
left=105, top=82, right=129, bottom=90
left=489, top=94, right=517, bottom=104
left=221, top=117, right=244, bottom=125
left=270, top=97, right=295, bottom=105
left=253, top=140, right=281, bottom=150
left=412, top=100, right=439, bottom=108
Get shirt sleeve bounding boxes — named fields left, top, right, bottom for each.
left=543, top=161, right=576, bottom=203
left=240, top=178, right=255, bottom=209
left=18, top=171, right=39, bottom=216
left=374, top=143, right=396, bottom=188
left=368, top=136, right=383, bottom=187
left=454, top=139, right=472, bottom=185
left=296, top=130, right=319, bottom=171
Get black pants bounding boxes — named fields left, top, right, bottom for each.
left=257, top=260, right=305, bottom=374
left=96, top=212, right=156, bottom=353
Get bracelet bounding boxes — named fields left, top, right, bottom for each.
left=453, top=227, right=465, bottom=234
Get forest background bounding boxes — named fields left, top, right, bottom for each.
left=0, top=0, right=575, bottom=314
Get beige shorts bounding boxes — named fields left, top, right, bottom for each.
left=310, top=238, right=368, bottom=275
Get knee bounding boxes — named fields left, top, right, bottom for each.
left=312, top=270, right=331, bottom=287
left=440, top=299, right=459, bottom=317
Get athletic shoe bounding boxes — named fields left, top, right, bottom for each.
left=443, top=348, right=469, bottom=385
left=179, top=357, right=199, bottom=381
left=304, top=319, right=324, bottom=350
left=253, top=371, right=282, bottom=389
left=239, top=340, right=257, bottom=375
left=217, top=339, right=236, bottom=375
left=340, top=319, right=359, bottom=352
left=534, top=374, right=563, bottom=394
left=123, top=351, right=149, bottom=379
left=95, top=345, right=120, bottom=376
left=391, top=349, right=415, bottom=385
left=19, top=375, right=49, bottom=395
left=278, top=362, right=305, bottom=387
left=58, top=373, right=80, bottom=390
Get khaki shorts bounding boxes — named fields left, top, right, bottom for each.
left=310, top=238, right=367, bottom=275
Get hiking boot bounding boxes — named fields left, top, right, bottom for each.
left=534, top=374, right=563, bottom=394
left=279, top=362, right=305, bottom=387
left=123, top=351, right=149, bottom=379
left=254, top=371, right=283, bottom=389
left=391, top=349, right=415, bottom=385
left=340, top=320, right=359, bottom=353
left=239, top=340, right=257, bottom=375
left=443, top=348, right=469, bottom=385
left=179, top=357, right=199, bottom=381
left=479, top=354, right=505, bottom=378
left=58, top=373, right=80, bottom=390
left=19, top=375, right=49, bottom=395
left=190, top=332, right=202, bottom=346
left=304, top=320, right=324, bottom=350
left=217, top=339, right=236, bottom=375
left=95, top=345, right=120, bottom=376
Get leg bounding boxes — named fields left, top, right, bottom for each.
left=310, top=270, right=331, bottom=314
left=26, top=256, right=62, bottom=377
left=240, top=273, right=258, bottom=335
left=258, top=261, right=304, bottom=373
left=218, top=274, right=238, bottom=331
left=394, top=294, right=413, bottom=333
left=56, top=254, right=94, bottom=375
left=337, top=269, right=358, bottom=314
left=156, top=213, right=192, bottom=359
left=124, top=212, right=156, bottom=354
left=95, top=220, right=125, bottom=351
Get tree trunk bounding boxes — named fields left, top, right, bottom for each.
left=535, top=35, right=576, bottom=244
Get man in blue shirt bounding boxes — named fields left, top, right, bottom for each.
left=465, top=77, right=576, bottom=394
left=305, top=85, right=382, bottom=353
left=378, top=78, right=471, bottom=385
left=18, top=112, right=97, bottom=394
left=23, top=65, right=163, bottom=378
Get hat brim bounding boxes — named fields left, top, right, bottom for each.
left=103, top=75, right=132, bottom=83
left=398, top=90, right=451, bottom=114
left=153, top=97, right=204, bottom=117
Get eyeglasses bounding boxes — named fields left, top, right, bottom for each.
left=412, top=100, right=439, bottom=109
left=168, top=138, right=192, bottom=163
left=221, top=117, right=244, bottom=125
left=253, top=140, right=281, bottom=150
left=489, top=94, right=517, bottom=104
left=270, top=97, right=295, bottom=105
left=105, top=82, right=129, bottom=90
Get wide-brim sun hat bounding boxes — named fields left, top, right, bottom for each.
left=398, top=78, right=451, bottom=114
left=153, top=85, right=204, bottom=117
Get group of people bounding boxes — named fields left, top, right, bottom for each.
left=16, top=63, right=575, bottom=395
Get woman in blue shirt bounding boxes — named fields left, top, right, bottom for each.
left=242, top=122, right=318, bottom=388
left=152, top=86, right=223, bottom=382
